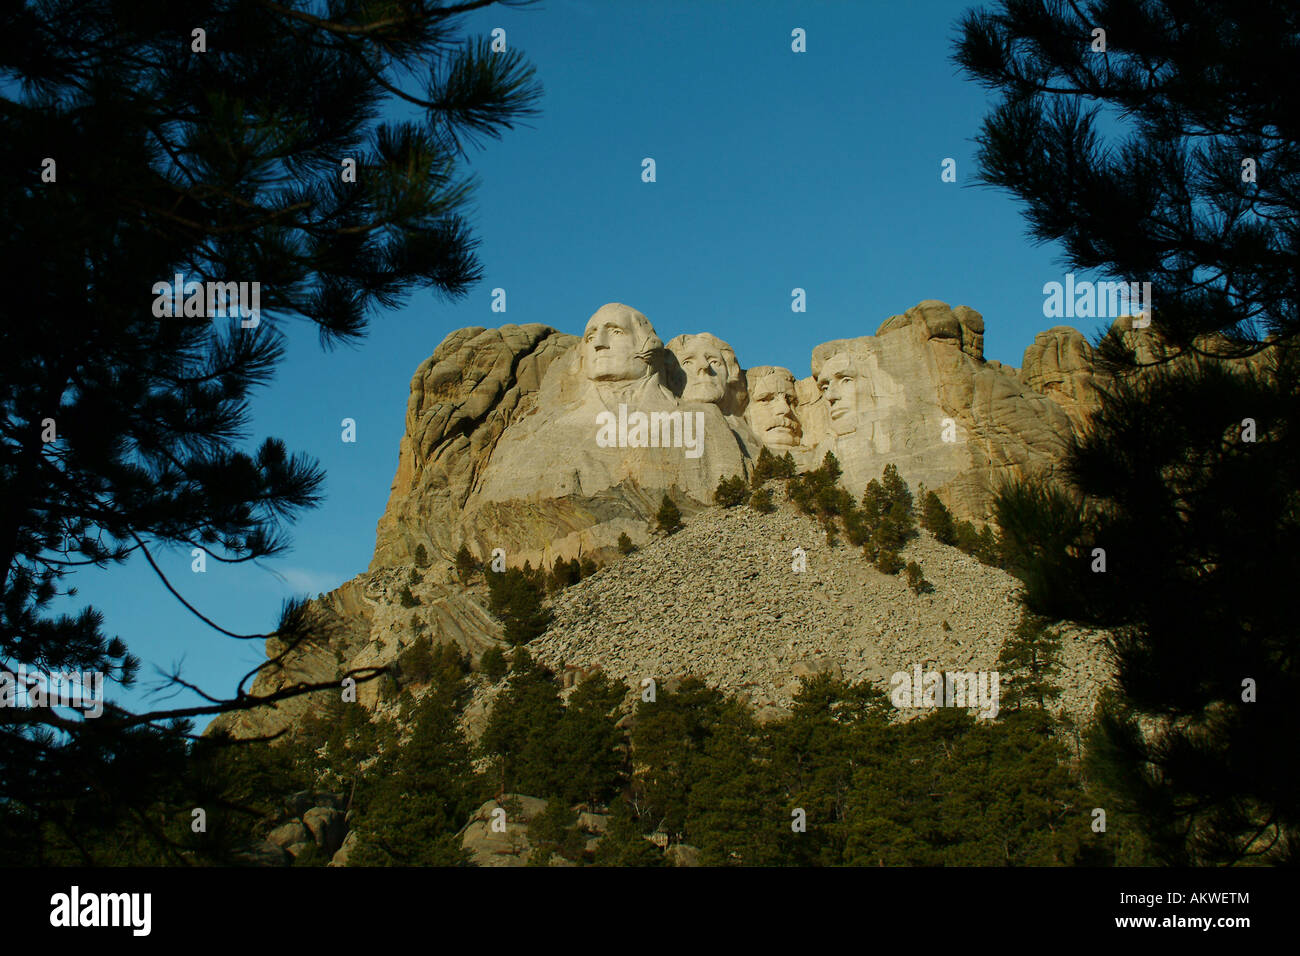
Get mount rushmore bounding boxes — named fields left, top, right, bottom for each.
left=370, top=299, right=1116, bottom=575
left=211, top=297, right=1139, bottom=740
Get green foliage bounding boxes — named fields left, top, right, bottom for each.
left=749, top=486, right=776, bottom=513
left=920, top=491, right=957, bottom=545
left=486, top=567, right=553, bottom=645
left=592, top=798, right=665, bottom=866
left=0, top=0, right=541, bottom=860
left=993, top=475, right=1094, bottom=619
left=655, top=494, right=683, bottom=534
left=549, top=556, right=582, bottom=593
left=863, top=466, right=917, bottom=561
left=479, top=651, right=565, bottom=796
left=480, top=646, right=508, bottom=682
left=479, top=655, right=627, bottom=805
left=396, top=635, right=435, bottom=686
left=617, top=532, right=636, bottom=555
left=904, top=561, right=933, bottom=594
left=454, top=545, right=480, bottom=585
left=713, top=474, right=749, bottom=507
left=977, top=525, right=1000, bottom=564
left=629, top=678, right=728, bottom=841
left=752, top=447, right=798, bottom=487
left=297, top=694, right=386, bottom=794
left=790, top=453, right=858, bottom=547
left=350, top=668, right=479, bottom=866
left=959, top=0, right=1300, bottom=863
left=527, top=800, right=587, bottom=865
left=396, top=638, right=466, bottom=691
left=874, top=549, right=904, bottom=576
left=685, top=702, right=796, bottom=865
left=413, top=543, right=430, bottom=568
left=620, top=674, right=1108, bottom=866
left=997, top=614, right=1063, bottom=711
left=398, top=585, right=419, bottom=608
left=549, top=672, right=629, bottom=805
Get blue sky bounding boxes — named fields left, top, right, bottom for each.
left=62, top=0, right=1115, bottom=729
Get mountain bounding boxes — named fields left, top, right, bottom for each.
left=211, top=298, right=1135, bottom=745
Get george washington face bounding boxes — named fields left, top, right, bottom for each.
left=581, top=304, right=660, bottom=382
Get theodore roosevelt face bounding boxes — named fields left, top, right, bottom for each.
left=746, top=368, right=802, bottom=448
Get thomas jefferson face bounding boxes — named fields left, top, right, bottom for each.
left=673, top=335, right=730, bottom=404
left=817, top=352, right=864, bottom=436
left=746, top=369, right=802, bottom=448
left=582, top=305, right=653, bottom=382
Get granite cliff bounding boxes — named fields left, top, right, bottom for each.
left=211, top=299, right=1131, bottom=744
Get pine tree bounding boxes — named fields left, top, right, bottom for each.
left=713, top=474, right=748, bottom=507
left=592, top=797, right=665, bottom=867
left=957, top=0, right=1300, bottom=864
left=996, top=614, right=1063, bottom=711
left=655, top=494, right=683, bottom=534
left=455, top=545, right=480, bottom=585
left=629, top=678, right=726, bottom=842
left=351, top=675, right=479, bottom=866
left=479, top=646, right=508, bottom=682
left=0, top=0, right=539, bottom=855
left=549, top=672, right=628, bottom=805
left=479, top=650, right=565, bottom=796
left=920, top=491, right=957, bottom=545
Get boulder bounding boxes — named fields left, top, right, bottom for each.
left=302, top=806, right=347, bottom=855
left=267, top=821, right=310, bottom=848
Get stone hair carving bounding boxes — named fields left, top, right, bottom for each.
left=744, top=365, right=803, bottom=449
left=579, top=302, right=664, bottom=383
left=665, top=332, right=747, bottom=417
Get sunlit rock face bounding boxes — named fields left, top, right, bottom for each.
left=799, top=300, right=1075, bottom=518
left=370, top=299, right=1095, bottom=574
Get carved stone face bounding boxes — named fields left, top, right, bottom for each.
left=582, top=304, right=656, bottom=382
left=665, top=332, right=745, bottom=416
left=746, top=369, right=801, bottom=448
left=675, top=337, right=729, bottom=404
left=816, top=352, right=865, bottom=436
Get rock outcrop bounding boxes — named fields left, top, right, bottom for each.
left=370, top=299, right=1102, bottom=576
left=211, top=298, right=1124, bottom=744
